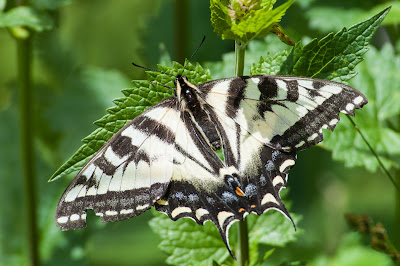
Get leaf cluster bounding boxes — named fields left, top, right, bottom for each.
left=210, top=0, right=294, bottom=45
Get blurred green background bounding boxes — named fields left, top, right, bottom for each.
left=1, top=0, right=399, bottom=265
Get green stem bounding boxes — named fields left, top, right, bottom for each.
left=235, top=40, right=249, bottom=266
left=16, top=24, right=39, bottom=266
left=346, top=116, right=400, bottom=193
left=235, top=41, right=246, bottom=77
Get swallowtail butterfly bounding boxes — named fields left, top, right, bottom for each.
left=55, top=73, right=367, bottom=256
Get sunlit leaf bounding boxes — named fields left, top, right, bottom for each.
left=0, top=6, right=53, bottom=32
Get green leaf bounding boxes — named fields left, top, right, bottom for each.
left=49, top=61, right=212, bottom=181
left=321, top=44, right=400, bottom=171
left=309, top=233, right=393, bottom=266
left=290, top=6, right=390, bottom=81
left=248, top=211, right=302, bottom=248
left=0, top=6, right=53, bottom=32
left=250, top=49, right=290, bottom=75
left=251, top=7, right=389, bottom=82
left=210, top=0, right=294, bottom=45
left=231, top=0, right=294, bottom=44
left=149, top=211, right=233, bottom=266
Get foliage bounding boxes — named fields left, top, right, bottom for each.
left=149, top=198, right=302, bottom=266
left=210, top=0, right=294, bottom=45
left=1, top=0, right=399, bottom=265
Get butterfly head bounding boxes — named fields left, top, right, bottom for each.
left=174, top=75, right=200, bottom=109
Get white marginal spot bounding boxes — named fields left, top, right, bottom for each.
left=70, top=214, right=80, bottom=221
left=329, top=118, right=338, bottom=126
left=136, top=204, right=149, bottom=211
left=279, top=159, right=295, bottom=173
left=295, top=140, right=305, bottom=148
left=273, top=175, right=284, bottom=187
left=195, top=208, right=209, bottom=220
left=96, top=213, right=104, bottom=217
left=346, top=103, right=355, bottom=112
left=57, top=216, right=69, bottom=224
left=120, top=209, right=134, bottom=215
left=105, top=210, right=118, bottom=216
left=321, top=124, right=329, bottom=130
left=353, top=96, right=364, bottom=105
left=64, top=185, right=83, bottom=202
left=307, top=133, right=319, bottom=142
left=171, top=207, right=192, bottom=218
left=81, top=213, right=86, bottom=220
left=217, top=211, right=234, bottom=228
left=261, top=193, right=279, bottom=205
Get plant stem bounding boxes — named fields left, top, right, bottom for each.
left=346, top=116, right=400, bottom=193
left=235, top=40, right=249, bottom=266
left=16, top=26, right=39, bottom=266
left=235, top=41, right=246, bottom=77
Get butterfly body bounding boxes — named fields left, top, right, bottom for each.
left=56, top=74, right=367, bottom=256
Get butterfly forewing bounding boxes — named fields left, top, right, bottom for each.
left=200, top=75, right=367, bottom=152
left=56, top=99, right=179, bottom=230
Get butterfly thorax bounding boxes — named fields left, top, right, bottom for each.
left=175, top=75, right=222, bottom=151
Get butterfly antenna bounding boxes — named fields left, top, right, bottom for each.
left=182, top=36, right=206, bottom=74
left=131, top=62, right=174, bottom=77
left=149, top=80, right=175, bottom=91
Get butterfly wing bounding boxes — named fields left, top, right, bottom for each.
left=56, top=98, right=180, bottom=230
left=170, top=75, right=367, bottom=254
left=154, top=101, right=297, bottom=257
left=201, top=75, right=367, bottom=152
